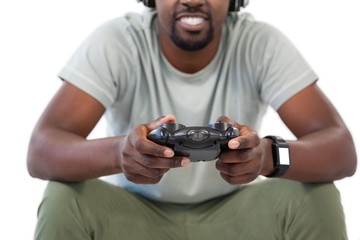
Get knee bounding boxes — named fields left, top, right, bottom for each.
left=38, top=179, right=113, bottom=219
left=271, top=179, right=341, bottom=203
left=298, top=182, right=344, bottom=217
left=280, top=181, right=347, bottom=239
left=37, top=181, right=89, bottom=223
left=292, top=181, right=342, bottom=209
left=41, top=181, right=83, bottom=207
left=274, top=180, right=343, bottom=214
left=35, top=181, right=93, bottom=239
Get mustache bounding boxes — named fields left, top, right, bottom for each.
left=173, top=7, right=211, bottom=18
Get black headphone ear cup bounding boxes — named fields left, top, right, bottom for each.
left=141, top=0, right=156, bottom=8
left=229, top=0, right=248, bottom=12
left=229, top=0, right=239, bottom=12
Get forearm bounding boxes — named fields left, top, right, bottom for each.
left=27, top=128, right=124, bottom=182
left=264, top=127, right=357, bottom=182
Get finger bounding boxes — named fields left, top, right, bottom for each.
left=220, top=172, right=259, bottom=185
left=216, top=160, right=243, bottom=175
left=145, top=115, right=177, bottom=131
left=124, top=172, right=165, bottom=184
left=139, top=115, right=178, bottom=157
left=122, top=157, right=169, bottom=181
left=131, top=162, right=170, bottom=178
left=123, top=156, right=190, bottom=183
left=228, top=128, right=260, bottom=150
left=216, top=157, right=258, bottom=177
left=218, top=149, right=252, bottom=164
left=215, top=115, right=250, bottom=149
left=125, top=132, right=191, bottom=168
left=141, top=138, right=176, bottom=158
left=128, top=125, right=175, bottom=158
left=138, top=155, right=191, bottom=169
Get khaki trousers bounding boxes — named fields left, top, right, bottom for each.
left=35, top=178, right=347, bottom=240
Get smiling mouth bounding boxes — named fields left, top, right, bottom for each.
left=180, top=17, right=204, bottom=26
left=176, top=15, right=208, bottom=33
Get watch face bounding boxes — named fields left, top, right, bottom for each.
left=278, top=147, right=290, bottom=165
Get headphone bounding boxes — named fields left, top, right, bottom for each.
left=138, top=0, right=249, bottom=12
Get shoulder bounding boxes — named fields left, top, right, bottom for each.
left=87, top=10, right=156, bottom=42
left=224, top=12, right=297, bottom=64
left=74, top=10, right=157, bottom=65
left=226, top=12, right=288, bottom=42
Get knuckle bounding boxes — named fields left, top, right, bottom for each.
left=222, top=173, right=257, bottom=185
left=252, top=134, right=260, bottom=145
left=154, top=147, right=166, bottom=157
left=124, top=173, right=139, bottom=184
left=133, top=140, right=145, bottom=151
left=227, top=178, right=238, bottom=185
left=127, top=131, right=137, bottom=144
left=169, top=157, right=182, bottom=168
left=143, top=155, right=155, bottom=167
left=220, top=165, right=238, bottom=177
left=240, top=137, right=250, bottom=146
left=229, top=165, right=242, bottom=176
left=243, top=173, right=258, bottom=183
left=150, top=176, right=162, bottom=184
left=229, top=167, right=240, bottom=176
left=149, top=168, right=162, bottom=177
left=120, top=159, right=132, bottom=173
left=221, top=173, right=237, bottom=185
left=168, top=159, right=176, bottom=168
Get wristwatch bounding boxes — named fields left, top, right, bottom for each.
left=264, top=135, right=291, bottom=177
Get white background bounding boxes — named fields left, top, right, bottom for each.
left=0, top=0, right=359, bottom=239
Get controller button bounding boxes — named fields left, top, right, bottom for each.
left=187, top=130, right=209, bottom=142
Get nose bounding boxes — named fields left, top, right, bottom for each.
left=179, top=0, right=205, bottom=8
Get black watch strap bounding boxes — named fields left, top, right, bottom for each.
left=264, top=135, right=291, bottom=178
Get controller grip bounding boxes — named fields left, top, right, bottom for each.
left=147, top=123, right=186, bottom=145
left=148, top=127, right=169, bottom=144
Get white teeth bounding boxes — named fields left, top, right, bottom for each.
left=180, top=17, right=204, bottom=25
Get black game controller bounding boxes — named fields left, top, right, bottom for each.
left=148, top=122, right=240, bottom=162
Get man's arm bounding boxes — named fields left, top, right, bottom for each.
left=217, top=83, right=357, bottom=184
left=275, top=82, right=357, bottom=182
left=27, top=82, right=188, bottom=182
left=27, top=82, right=121, bottom=181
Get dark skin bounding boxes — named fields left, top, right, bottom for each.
left=27, top=0, right=357, bottom=184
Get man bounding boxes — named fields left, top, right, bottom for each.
left=27, top=0, right=357, bottom=239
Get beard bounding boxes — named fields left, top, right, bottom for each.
left=170, top=13, right=214, bottom=51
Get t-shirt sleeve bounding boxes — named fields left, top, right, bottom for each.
left=251, top=22, right=318, bottom=110
left=58, top=19, right=136, bottom=108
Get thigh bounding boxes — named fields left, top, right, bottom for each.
left=184, top=179, right=347, bottom=240
left=35, top=179, right=187, bottom=240
left=35, top=179, right=347, bottom=240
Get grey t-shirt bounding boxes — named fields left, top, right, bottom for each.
left=59, top=10, right=317, bottom=203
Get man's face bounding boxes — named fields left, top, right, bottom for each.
left=156, top=0, right=229, bottom=51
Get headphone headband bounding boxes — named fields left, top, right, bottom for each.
left=138, top=0, right=249, bottom=11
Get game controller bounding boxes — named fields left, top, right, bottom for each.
left=148, top=122, right=240, bottom=162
